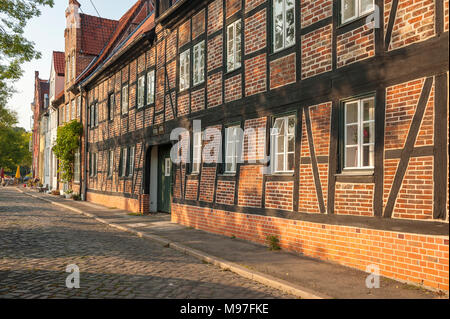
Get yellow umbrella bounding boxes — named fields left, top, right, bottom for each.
left=15, top=166, right=21, bottom=179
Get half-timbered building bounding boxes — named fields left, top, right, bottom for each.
left=73, top=0, right=448, bottom=292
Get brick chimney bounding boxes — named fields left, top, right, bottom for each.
left=66, top=0, right=81, bottom=30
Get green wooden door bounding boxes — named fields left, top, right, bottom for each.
left=157, top=145, right=172, bottom=213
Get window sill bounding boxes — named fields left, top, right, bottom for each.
left=337, top=169, right=374, bottom=176
left=218, top=173, right=236, bottom=177
left=267, top=172, right=295, bottom=177
left=338, top=11, right=375, bottom=29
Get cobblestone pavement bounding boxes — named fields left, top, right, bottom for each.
left=0, top=188, right=293, bottom=299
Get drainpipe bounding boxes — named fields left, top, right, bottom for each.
left=81, top=87, right=88, bottom=201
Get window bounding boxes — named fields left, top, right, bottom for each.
left=225, top=125, right=241, bottom=173
left=122, top=85, right=129, bottom=114
left=95, top=103, right=99, bottom=127
left=273, top=0, right=295, bottom=52
left=71, top=100, right=76, bottom=120
left=341, top=0, right=374, bottom=24
left=66, top=56, right=70, bottom=83
left=271, top=115, right=296, bottom=173
left=77, top=96, right=81, bottom=117
left=227, top=20, right=242, bottom=72
left=147, top=70, right=155, bottom=104
left=137, top=75, right=145, bottom=108
left=128, top=146, right=135, bottom=177
left=89, top=105, right=94, bottom=128
left=74, top=149, right=80, bottom=182
left=179, top=49, right=190, bottom=91
left=108, top=150, right=114, bottom=177
left=343, top=97, right=375, bottom=169
left=192, top=131, right=202, bottom=174
left=72, top=53, right=76, bottom=80
left=120, top=148, right=128, bottom=177
left=165, top=158, right=172, bottom=177
left=89, top=152, right=97, bottom=177
left=193, top=41, right=205, bottom=86
left=65, top=104, right=70, bottom=123
left=108, top=93, right=115, bottom=121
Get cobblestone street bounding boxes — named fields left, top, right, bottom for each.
left=0, top=188, right=292, bottom=299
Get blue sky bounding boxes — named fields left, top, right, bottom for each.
left=8, top=0, right=138, bottom=131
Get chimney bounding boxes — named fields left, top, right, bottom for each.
left=66, top=0, right=81, bottom=29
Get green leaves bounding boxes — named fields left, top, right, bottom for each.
left=0, top=126, right=31, bottom=172
left=53, top=120, right=83, bottom=183
left=0, top=0, right=54, bottom=110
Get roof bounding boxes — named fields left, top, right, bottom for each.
left=76, top=0, right=153, bottom=85
left=53, top=51, right=65, bottom=76
left=80, top=14, right=119, bottom=56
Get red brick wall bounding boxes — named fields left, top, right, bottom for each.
left=270, top=53, right=296, bottom=89
left=245, top=53, right=267, bottom=96
left=87, top=192, right=139, bottom=213
left=336, top=24, right=375, bottom=68
left=445, top=0, right=449, bottom=32
left=385, top=78, right=435, bottom=151
left=207, top=72, right=223, bottom=107
left=172, top=203, right=449, bottom=292
left=238, top=165, right=263, bottom=208
left=177, top=92, right=190, bottom=116
left=245, top=8, right=266, bottom=55
left=225, top=74, right=242, bottom=103
left=334, top=183, right=375, bottom=216
left=265, top=181, right=294, bottom=211
left=244, top=0, right=266, bottom=13
left=185, top=177, right=199, bottom=200
left=192, top=9, right=205, bottom=40
left=178, top=19, right=191, bottom=48
left=226, top=0, right=242, bottom=18
left=208, top=0, right=223, bottom=36
left=301, top=24, right=332, bottom=79
left=191, top=88, right=205, bottom=112
left=385, top=0, right=435, bottom=51
left=300, top=0, right=333, bottom=28
left=243, top=117, right=267, bottom=162
left=207, top=34, right=223, bottom=72
left=216, top=180, right=236, bottom=205
left=199, top=166, right=217, bottom=202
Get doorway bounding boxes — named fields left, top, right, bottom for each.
left=147, top=144, right=173, bottom=213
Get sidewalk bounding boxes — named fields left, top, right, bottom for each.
left=17, top=188, right=446, bottom=299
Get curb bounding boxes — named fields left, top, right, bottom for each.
left=17, top=188, right=328, bottom=299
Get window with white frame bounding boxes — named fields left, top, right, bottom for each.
left=122, top=85, right=129, bottom=114
left=95, top=103, right=99, bottom=126
left=74, top=149, right=80, bottom=182
left=71, top=99, right=76, bottom=120
left=147, top=70, right=155, bottom=104
left=128, top=146, right=135, bottom=177
left=225, top=125, right=241, bottom=173
left=273, top=0, right=295, bottom=52
left=193, top=41, right=205, bottom=86
left=271, top=115, right=296, bottom=173
left=341, top=0, right=375, bottom=24
left=65, top=104, right=69, bottom=123
left=227, top=19, right=242, bottom=72
left=344, top=97, right=375, bottom=169
left=108, top=93, right=115, bottom=121
left=77, top=96, right=81, bottom=117
left=120, top=147, right=128, bottom=177
left=137, top=75, right=145, bottom=108
left=89, top=152, right=97, bottom=177
left=192, top=131, right=202, bottom=174
left=72, top=53, right=76, bottom=80
left=179, top=49, right=190, bottom=91
left=108, top=149, right=114, bottom=177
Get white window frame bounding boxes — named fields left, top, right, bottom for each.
left=74, top=149, right=80, bottom=182
left=120, top=148, right=128, bottom=177
left=227, top=19, right=242, bottom=72
left=147, top=70, right=155, bottom=105
left=273, top=0, right=296, bottom=53
left=108, top=150, right=114, bottom=177
left=128, top=146, right=135, bottom=177
left=341, top=0, right=375, bottom=24
left=344, top=97, right=375, bottom=169
left=77, top=96, right=81, bottom=117
left=137, top=75, right=145, bottom=108
left=108, top=93, right=115, bottom=121
left=193, top=41, right=205, bottom=86
left=179, top=49, right=190, bottom=92
left=271, top=115, right=296, bottom=173
left=192, top=131, right=202, bottom=174
left=122, top=85, right=129, bottom=115
left=71, top=99, right=76, bottom=120
left=165, top=158, right=172, bottom=177
left=65, top=104, right=69, bottom=123
left=225, top=125, right=240, bottom=173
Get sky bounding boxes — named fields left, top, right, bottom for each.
left=7, top=0, right=138, bottom=131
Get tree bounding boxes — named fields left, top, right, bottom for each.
left=53, top=120, right=83, bottom=183
left=0, top=0, right=54, bottom=107
left=0, top=126, right=31, bottom=173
